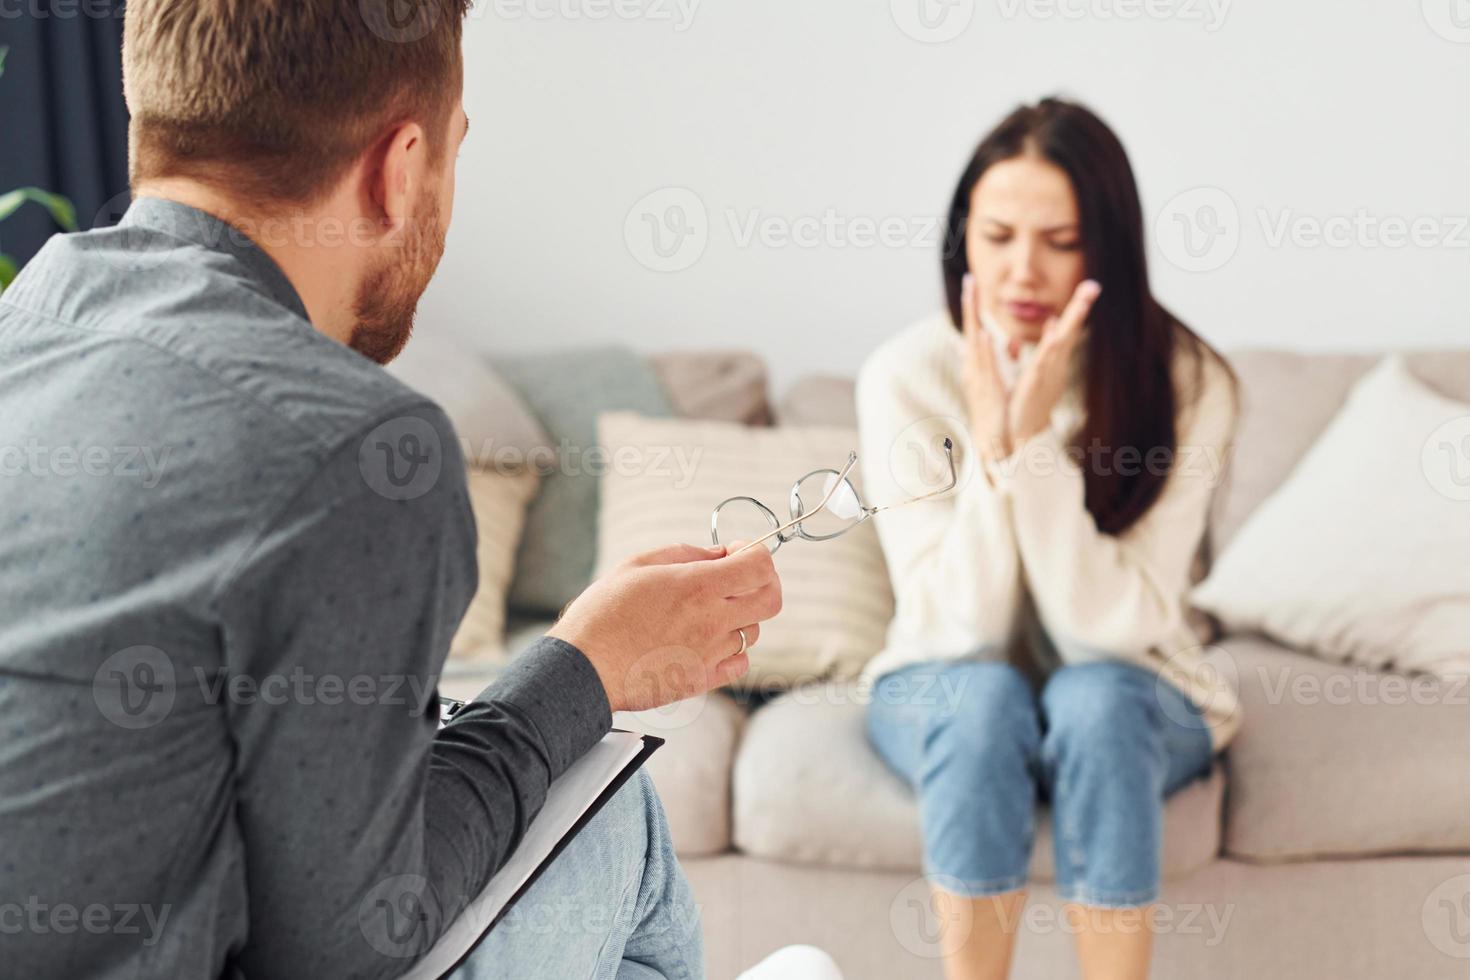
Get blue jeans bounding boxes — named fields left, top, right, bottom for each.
left=865, top=658, right=1214, bottom=908
left=449, top=768, right=704, bottom=980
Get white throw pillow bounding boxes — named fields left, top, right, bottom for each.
left=1191, top=354, right=1470, bottom=675
left=595, top=412, right=894, bottom=689
left=449, top=467, right=540, bottom=664
left=386, top=335, right=550, bottom=465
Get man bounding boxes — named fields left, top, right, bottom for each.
left=0, top=2, right=782, bottom=977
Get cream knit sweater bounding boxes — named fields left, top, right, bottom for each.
left=855, top=312, right=1242, bottom=752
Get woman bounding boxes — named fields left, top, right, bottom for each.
left=857, top=97, right=1242, bottom=980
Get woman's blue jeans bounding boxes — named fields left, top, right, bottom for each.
left=865, top=658, right=1214, bottom=908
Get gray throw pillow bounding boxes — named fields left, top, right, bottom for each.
left=494, top=346, right=674, bottom=615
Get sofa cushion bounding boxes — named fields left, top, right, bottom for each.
left=1220, top=634, right=1470, bottom=861
left=615, top=692, right=747, bottom=857
left=732, top=682, right=1224, bottom=879
left=595, top=413, right=894, bottom=690
left=434, top=673, right=745, bottom=857
left=1193, top=355, right=1470, bottom=676
left=775, top=375, right=858, bottom=428
left=385, top=334, right=551, bottom=461
left=1210, top=349, right=1470, bottom=553
left=447, top=468, right=540, bottom=665
left=495, top=346, right=675, bottom=616
left=651, top=351, right=772, bottom=426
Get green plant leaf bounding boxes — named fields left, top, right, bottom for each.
left=0, top=254, right=17, bottom=292
left=0, top=188, right=78, bottom=232
left=0, top=46, right=9, bottom=78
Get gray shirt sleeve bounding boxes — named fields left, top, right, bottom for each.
left=214, top=401, right=612, bottom=978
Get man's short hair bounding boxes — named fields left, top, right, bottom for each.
left=124, top=0, right=472, bottom=205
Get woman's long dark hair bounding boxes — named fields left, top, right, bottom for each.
left=942, top=96, right=1237, bottom=537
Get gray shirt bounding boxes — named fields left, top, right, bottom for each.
left=0, top=198, right=612, bottom=979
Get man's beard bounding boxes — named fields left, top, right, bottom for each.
left=349, top=190, right=447, bottom=365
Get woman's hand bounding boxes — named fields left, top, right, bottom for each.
left=960, top=273, right=1014, bottom=463
left=1007, top=279, right=1101, bottom=444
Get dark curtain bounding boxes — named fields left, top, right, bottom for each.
left=0, top=1, right=130, bottom=270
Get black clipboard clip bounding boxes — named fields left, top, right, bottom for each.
left=439, top=695, right=467, bottom=724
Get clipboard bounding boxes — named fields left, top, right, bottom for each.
left=399, top=721, right=664, bottom=979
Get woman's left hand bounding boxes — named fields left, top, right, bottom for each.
left=1007, top=279, right=1101, bottom=444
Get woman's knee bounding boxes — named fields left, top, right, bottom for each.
left=899, top=661, right=1038, bottom=759
left=1040, top=660, right=1165, bottom=763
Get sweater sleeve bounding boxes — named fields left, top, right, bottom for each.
left=856, top=348, right=1024, bottom=656
left=986, top=352, right=1239, bottom=662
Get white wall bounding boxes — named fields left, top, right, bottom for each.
left=417, top=0, right=1470, bottom=397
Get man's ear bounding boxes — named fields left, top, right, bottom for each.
left=366, top=120, right=427, bottom=244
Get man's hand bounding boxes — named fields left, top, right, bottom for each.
left=548, top=542, right=782, bottom=713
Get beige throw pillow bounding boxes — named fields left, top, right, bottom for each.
left=1191, top=355, right=1470, bottom=676
left=594, top=412, right=894, bottom=689
left=450, top=467, right=540, bottom=663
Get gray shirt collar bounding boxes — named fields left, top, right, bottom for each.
left=120, top=196, right=312, bottom=324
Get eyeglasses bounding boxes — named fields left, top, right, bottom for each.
left=711, top=438, right=957, bottom=556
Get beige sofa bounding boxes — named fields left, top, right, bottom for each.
left=451, top=349, right=1470, bottom=979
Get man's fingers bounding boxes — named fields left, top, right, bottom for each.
left=627, top=542, right=725, bottom=568
left=720, top=580, right=782, bottom=632
left=715, top=622, right=760, bottom=658
left=712, top=650, right=750, bottom=686
left=699, top=542, right=779, bottom=597
left=708, top=624, right=758, bottom=686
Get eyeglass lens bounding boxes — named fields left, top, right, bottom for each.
left=711, top=498, right=784, bottom=554
left=790, top=470, right=863, bottom=539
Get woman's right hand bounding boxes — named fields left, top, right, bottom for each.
left=960, top=272, right=1013, bottom=462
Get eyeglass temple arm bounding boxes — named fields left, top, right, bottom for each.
left=863, top=438, right=958, bottom=516
left=729, top=451, right=861, bottom=557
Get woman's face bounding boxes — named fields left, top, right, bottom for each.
left=965, top=154, right=1087, bottom=347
